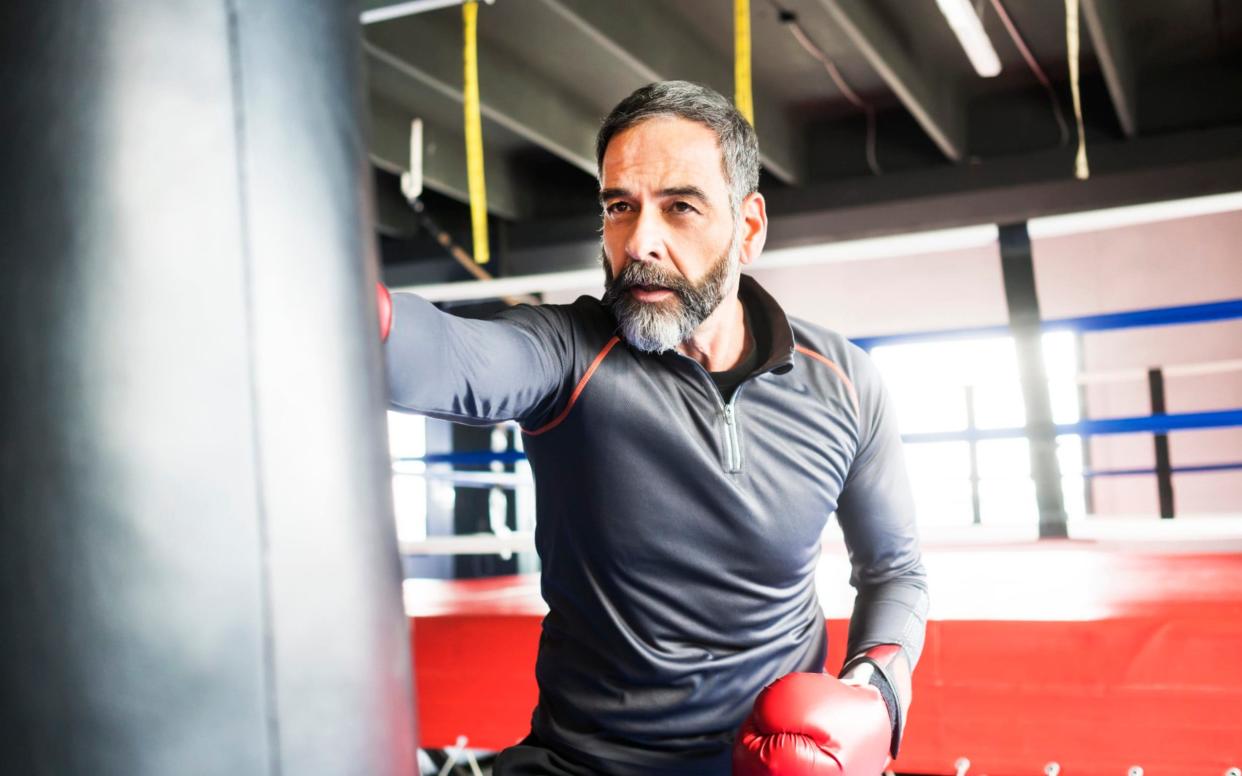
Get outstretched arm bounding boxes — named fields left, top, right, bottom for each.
left=380, top=285, right=572, bottom=427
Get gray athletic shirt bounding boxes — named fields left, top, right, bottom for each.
left=385, top=275, right=928, bottom=775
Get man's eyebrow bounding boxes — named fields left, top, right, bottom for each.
left=658, top=185, right=710, bottom=203
left=597, top=185, right=712, bottom=204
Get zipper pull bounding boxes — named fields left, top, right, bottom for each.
left=722, top=403, right=741, bottom=472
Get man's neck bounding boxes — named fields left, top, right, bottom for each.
left=676, top=291, right=750, bottom=372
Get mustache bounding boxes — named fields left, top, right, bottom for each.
left=601, top=260, right=694, bottom=307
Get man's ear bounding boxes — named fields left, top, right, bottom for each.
left=739, top=191, right=767, bottom=267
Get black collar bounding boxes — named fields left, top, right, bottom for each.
left=738, top=274, right=796, bottom=376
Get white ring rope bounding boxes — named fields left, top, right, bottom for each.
left=1075, top=357, right=1242, bottom=385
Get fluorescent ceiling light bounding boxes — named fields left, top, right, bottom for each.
left=1028, top=191, right=1242, bottom=238
left=935, top=0, right=1002, bottom=77
left=761, top=225, right=999, bottom=270
left=361, top=0, right=493, bottom=26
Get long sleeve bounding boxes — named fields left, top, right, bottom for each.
left=383, top=292, right=574, bottom=427
left=833, top=347, right=929, bottom=755
left=835, top=348, right=929, bottom=670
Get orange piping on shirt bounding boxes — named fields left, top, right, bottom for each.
left=794, top=344, right=860, bottom=417
left=523, top=336, right=621, bottom=437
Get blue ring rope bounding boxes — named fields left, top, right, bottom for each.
left=851, top=298, right=1242, bottom=350
left=900, top=408, right=1242, bottom=443
left=1085, top=461, right=1242, bottom=478
left=399, top=450, right=528, bottom=466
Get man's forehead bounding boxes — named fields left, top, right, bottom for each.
left=600, top=116, right=727, bottom=193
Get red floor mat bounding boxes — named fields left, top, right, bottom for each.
left=407, top=540, right=1242, bottom=774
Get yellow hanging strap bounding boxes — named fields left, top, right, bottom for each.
left=463, top=0, right=490, bottom=264
left=1065, top=0, right=1089, bottom=180
left=734, top=0, right=754, bottom=127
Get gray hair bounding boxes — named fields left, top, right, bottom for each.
left=595, top=81, right=760, bottom=213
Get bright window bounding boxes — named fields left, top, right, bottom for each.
left=869, top=332, right=1086, bottom=527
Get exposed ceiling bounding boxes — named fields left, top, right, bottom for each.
left=360, top=0, right=1242, bottom=286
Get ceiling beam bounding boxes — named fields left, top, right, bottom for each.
left=767, top=126, right=1242, bottom=244
left=1080, top=0, right=1138, bottom=138
left=813, top=0, right=966, bottom=162
left=364, top=16, right=600, bottom=175
left=539, top=0, right=803, bottom=185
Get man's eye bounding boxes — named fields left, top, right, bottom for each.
left=605, top=202, right=631, bottom=215
left=669, top=201, right=697, bottom=214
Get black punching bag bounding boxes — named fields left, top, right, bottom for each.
left=0, top=1, right=417, bottom=774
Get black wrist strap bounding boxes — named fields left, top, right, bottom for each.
left=868, top=669, right=899, bottom=743
left=841, top=652, right=905, bottom=758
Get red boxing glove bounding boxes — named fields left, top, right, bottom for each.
left=376, top=282, right=393, bottom=342
left=733, top=672, right=892, bottom=776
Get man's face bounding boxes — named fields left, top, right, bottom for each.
left=598, top=116, right=749, bottom=352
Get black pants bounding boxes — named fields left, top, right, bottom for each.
left=492, top=733, right=597, bottom=776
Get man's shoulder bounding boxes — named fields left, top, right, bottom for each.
left=496, top=294, right=616, bottom=352
left=564, top=293, right=610, bottom=321
left=558, top=295, right=615, bottom=337
left=787, top=316, right=867, bottom=370
left=785, top=315, right=887, bottom=408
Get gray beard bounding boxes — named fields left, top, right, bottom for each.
left=600, top=237, right=739, bottom=353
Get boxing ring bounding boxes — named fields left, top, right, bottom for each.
left=405, top=520, right=1242, bottom=775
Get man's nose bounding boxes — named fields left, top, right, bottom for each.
left=624, top=205, right=667, bottom=264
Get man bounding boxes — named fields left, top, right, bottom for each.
left=381, top=81, right=928, bottom=775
